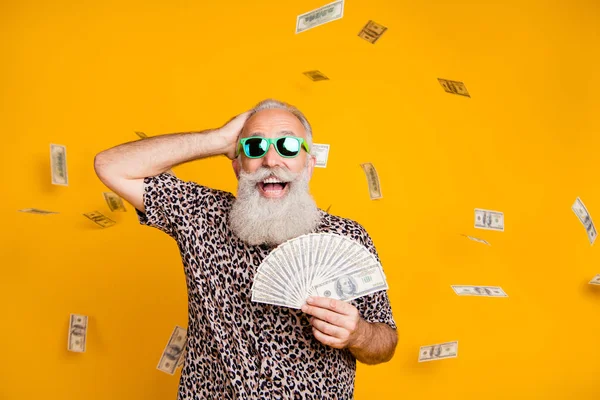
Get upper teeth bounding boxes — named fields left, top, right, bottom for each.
left=263, top=177, right=283, bottom=184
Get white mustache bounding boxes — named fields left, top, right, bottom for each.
left=240, top=166, right=300, bottom=184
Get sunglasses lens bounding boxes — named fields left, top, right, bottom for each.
left=276, top=137, right=301, bottom=157
left=244, top=138, right=268, bottom=157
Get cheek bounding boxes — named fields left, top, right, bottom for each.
left=286, top=156, right=307, bottom=174
left=242, top=158, right=262, bottom=173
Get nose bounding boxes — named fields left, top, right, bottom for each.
left=262, top=143, right=283, bottom=168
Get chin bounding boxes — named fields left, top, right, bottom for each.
left=230, top=166, right=320, bottom=246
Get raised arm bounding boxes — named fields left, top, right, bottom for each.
left=94, top=112, right=249, bottom=212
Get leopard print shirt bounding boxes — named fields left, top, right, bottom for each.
left=137, top=173, right=396, bottom=400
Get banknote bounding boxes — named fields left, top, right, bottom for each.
left=462, top=234, right=490, bottom=246
left=438, top=78, right=470, bottom=97
left=135, top=131, right=148, bottom=139
left=251, top=290, right=299, bottom=308
left=18, top=208, right=58, bottom=215
left=572, top=197, right=597, bottom=245
left=312, top=265, right=388, bottom=301
left=68, top=314, right=88, bottom=352
left=177, top=343, right=187, bottom=368
left=312, top=144, right=330, bottom=168
left=585, top=222, right=597, bottom=245
left=296, top=0, right=344, bottom=34
left=475, top=208, right=504, bottom=231
left=360, top=163, right=382, bottom=200
left=83, top=211, right=116, bottom=228
left=419, top=341, right=458, bottom=362
left=157, top=326, right=187, bottom=375
left=103, top=192, right=127, bottom=212
left=452, top=285, right=508, bottom=297
left=303, top=70, right=329, bottom=81
left=589, top=274, right=600, bottom=285
left=572, top=197, right=589, bottom=224
left=252, top=233, right=384, bottom=309
left=50, top=144, right=69, bottom=186
left=358, top=20, right=387, bottom=44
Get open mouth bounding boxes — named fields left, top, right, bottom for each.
left=257, top=176, right=289, bottom=198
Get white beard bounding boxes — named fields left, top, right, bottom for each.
left=229, top=163, right=320, bottom=246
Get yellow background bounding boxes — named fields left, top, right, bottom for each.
left=1, top=0, right=600, bottom=398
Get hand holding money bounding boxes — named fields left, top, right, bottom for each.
left=301, top=296, right=367, bottom=350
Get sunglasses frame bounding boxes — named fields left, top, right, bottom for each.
left=236, top=136, right=310, bottom=159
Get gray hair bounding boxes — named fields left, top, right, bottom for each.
left=247, top=99, right=314, bottom=151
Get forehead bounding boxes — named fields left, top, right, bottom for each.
left=242, top=108, right=307, bottom=138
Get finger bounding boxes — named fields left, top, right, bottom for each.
left=305, top=296, right=356, bottom=316
left=310, top=317, right=348, bottom=340
left=302, top=305, right=353, bottom=330
left=312, top=327, right=344, bottom=349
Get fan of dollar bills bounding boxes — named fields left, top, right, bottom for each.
left=251, top=233, right=388, bottom=309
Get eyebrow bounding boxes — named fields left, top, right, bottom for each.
left=249, top=130, right=298, bottom=137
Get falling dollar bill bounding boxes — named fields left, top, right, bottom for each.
left=177, top=342, right=187, bottom=368
left=589, top=274, right=600, bottom=285
left=157, top=326, right=187, bottom=375
left=312, top=143, right=330, bottom=168
left=360, top=163, right=382, bottom=200
left=312, top=265, right=388, bottom=301
left=438, top=78, right=470, bottom=98
left=474, top=208, right=504, bottom=232
left=68, top=314, right=88, bottom=352
left=462, top=234, right=490, bottom=246
left=50, top=144, right=69, bottom=186
left=419, top=341, right=458, bottom=362
left=452, top=285, right=508, bottom=297
left=572, top=197, right=597, bottom=245
left=358, top=20, right=387, bottom=44
left=18, top=208, right=58, bottom=215
left=83, top=211, right=116, bottom=228
left=303, top=70, right=329, bottom=81
left=296, top=0, right=344, bottom=34
left=103, top=192, right=127, bottom=212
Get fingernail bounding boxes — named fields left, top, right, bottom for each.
left=306, top=297, right=314, bottom=304
left=301, top=305, right=307, bottom=312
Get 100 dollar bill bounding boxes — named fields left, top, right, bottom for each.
left=157, top=326, right=187, bottom=375
left=312, top=143, right=330, bottom=168
left=361, top=163, right=382, bottom=200
left=312, top=265, right=388, bottom=302
left=68, top=314, right=88, bottom=352
left=358, top=20, right=387, bottom=44
left=452, top=285, right=508, bottom=297
left=475, top=208, right=504, bottom=231
left=296, top=0, right=344, bottom=34
left=50, top=144, right=69, bottom=186
left=462, top=234, right=490, bottom=246
left=83, top=211, right=116, bottom=228
left=419, top=341, right=458, bottom=362
left=103, top=192, right=127, bottom=212
left=18, top=208, right=58, bottom=215
left=572, top=197, right=597, bottom=245
left=437, top=79, right=470, bottom=97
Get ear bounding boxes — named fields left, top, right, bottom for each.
left=307, top=154, right=317, bottom=179
left=232, top=158, right=241, bottom=180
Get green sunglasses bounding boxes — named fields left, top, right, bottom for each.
left=236, top=136, right=310, bottom=159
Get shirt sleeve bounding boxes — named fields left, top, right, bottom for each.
left=135, top=173, right=206, bottom=240
left=350, top=223, right=397, bottom=330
